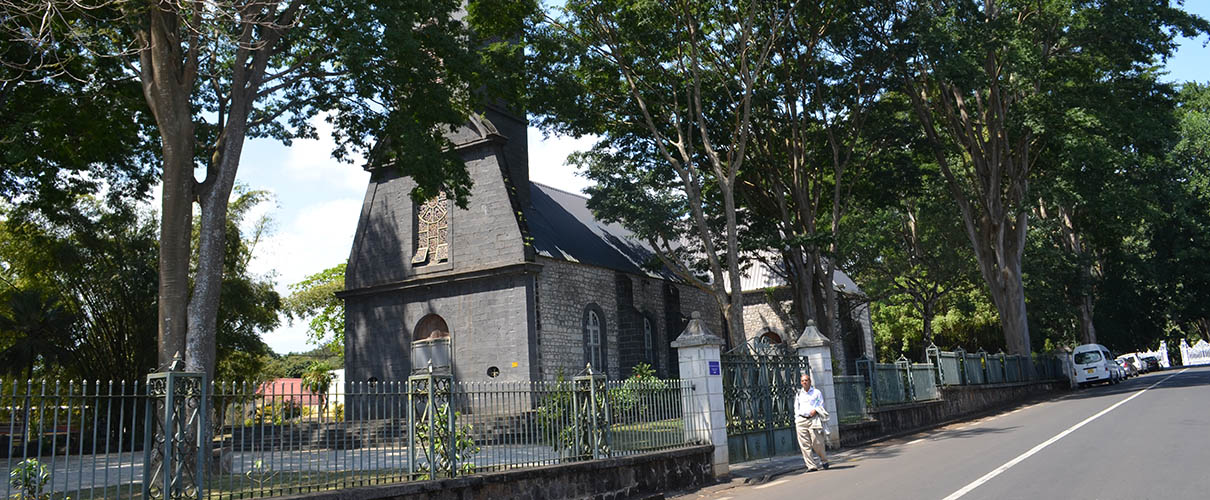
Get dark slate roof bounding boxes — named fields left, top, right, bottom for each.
left=524, top=182, right=865, bottom=294
left=524, top=182, right=675, bottom=279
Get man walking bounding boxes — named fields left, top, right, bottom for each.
left=794, top=372, right=829, bottom=471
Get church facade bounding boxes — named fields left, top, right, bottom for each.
left=339, top=107, right=873, bottom=384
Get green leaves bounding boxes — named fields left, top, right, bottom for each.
left=285, top=263, right=347, bottom=355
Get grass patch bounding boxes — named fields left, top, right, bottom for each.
left=49, top=469, right=416, bottom=500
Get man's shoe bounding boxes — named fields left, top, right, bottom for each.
left=821, top=462, right=830, bottom=470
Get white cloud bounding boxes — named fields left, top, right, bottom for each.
left=527, top=131, right=597, bottom=195
left=284, top=117, right=370, bottom=194
left=250, top=198, right=362, bottom=289
left=248, top=197, right=364, bottom=354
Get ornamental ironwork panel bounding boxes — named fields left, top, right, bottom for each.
left=143, top=367, right=207, bottom=500
left=720, top=340, right=809, bottom=462
left=408, top=369, right=455, bottom=479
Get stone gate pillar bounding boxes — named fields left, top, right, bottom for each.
left=795, top=320, right=839, bottom=446
left=672, top=311, right=728, bottom=478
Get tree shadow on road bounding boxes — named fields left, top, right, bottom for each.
left=838, top=425, right=1016, bottom=463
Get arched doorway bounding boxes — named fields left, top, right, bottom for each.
left=413, top=314, right=450, bottom=342
left=758, top=331, right=784, bottom=346
left=411, top=313, right=451, bottom=374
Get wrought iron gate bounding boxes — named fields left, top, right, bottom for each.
left=720, top=340, right=810, bottom=463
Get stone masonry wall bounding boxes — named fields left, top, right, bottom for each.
left=536, top=257, right=721, bottom=381
left=346, top=140, right=527, bottom=291
left=345, top=272, right=535, bottom=384
left=274, top=445, right=714, bottom=500
left=741, top=288, right=796, bottom=345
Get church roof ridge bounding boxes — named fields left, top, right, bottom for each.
left=529, top=180, right=589, bottom=200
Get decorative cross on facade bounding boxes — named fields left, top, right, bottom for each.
left=412, top=192, right=449, bottom=265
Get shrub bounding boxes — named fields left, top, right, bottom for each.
left=9, top=458, right=58, bottom=500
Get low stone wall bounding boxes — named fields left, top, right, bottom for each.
left=275, top=445, right=714, bottom=500
left=839, top=380, right=1068, bottom=446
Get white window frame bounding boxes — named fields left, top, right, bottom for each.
left=587, top=310, right=603, bottom=369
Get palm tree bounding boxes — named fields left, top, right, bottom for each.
left=301, top=361, right=336, bottom=417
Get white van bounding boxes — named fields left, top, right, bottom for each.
left=1073, top=344, right=1121, bottom=387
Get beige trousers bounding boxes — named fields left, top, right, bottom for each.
left=795, top=418, right=828, bottom=469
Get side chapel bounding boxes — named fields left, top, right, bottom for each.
left=338, top=106, right=874, bottom=383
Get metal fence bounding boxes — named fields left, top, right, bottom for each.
left=848, top=346, right=1070, bottom=411
left=720, top=342, right=810, bottom=463
left=832, top=376, right=868, bottom=423
left=927, top=345, right=1061, bottom=387
left=3, top=375, right=700, bottom=500
left=856, top=356, right=941, bottom=407
left=2, top=380, right=150, bottom=500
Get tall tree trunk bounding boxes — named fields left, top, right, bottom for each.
left=722, top=186, right=747, bottom=350
left=983, top=253, right=1031, bottom=355
left=139, top=6, right=198, bottom=369
left=1076, top=296, right=1096, bottom=345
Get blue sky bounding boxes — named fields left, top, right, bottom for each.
left=241, top=7, right=1209, bottom=355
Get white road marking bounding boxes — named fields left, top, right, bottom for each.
left=908, top=438, right=927, bottom=445
left=941, top=369, right=1188, bottom=500
left=754, top=479, right=790, bottom=490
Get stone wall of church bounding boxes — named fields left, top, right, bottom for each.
left=534, top=257, right=721, bottom=381
left=534, top=257, right=620, bottom=379
left=344, top=272, right=537, bottom=384
left=741, top=287, right=798, bottom=345
left=346, top=142, right=528, bottom=292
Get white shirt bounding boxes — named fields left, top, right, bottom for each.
left=795, top=386, right=825, bottom=420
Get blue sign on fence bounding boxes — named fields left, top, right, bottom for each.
left=709, top=361, right=720, bottom=376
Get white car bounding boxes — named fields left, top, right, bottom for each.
left=1073, top=344, right=1121, bottom=387
left=1116, top=354, right=1143, bottom=376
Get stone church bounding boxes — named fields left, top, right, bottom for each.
left=339, top=105, right=873, bottom=383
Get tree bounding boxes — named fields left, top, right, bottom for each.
left=885, top=0, right=1207, bottom=354
left=284, top=263, right=346, bottom=355
left=0, top=288, right=76, bottom=379
left=843, top=178, right=979, bottom=357
left=301, top=360, right=336, bottom=414
left=0, top=10, right=158, bottom=224
left=2, top=0, right=534, bottom=377
left=530, top=0, right=790, bottom=347
left=0, top=190, right=282, bottom=381
left=737, top=1, right=906, bottom=362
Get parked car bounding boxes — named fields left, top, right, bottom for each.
left=1073, top=343, right=1122, bottom=387
left=1117, top=359, right=1138, bottom=378
left=1141, top=356, right=1161, bottom=372
left=1116, top=354, right=1143, bottom=376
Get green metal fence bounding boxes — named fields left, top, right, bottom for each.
left=852, top=347, right=1070, bottom=411
left=926, top=345, right=1057, bottom=388
left=855, top=356, right=941, bottom=407
left=833, top=376, right=868, bottom=423
left=3, top=373, right=699, bottom=500
left=720, top=342, right=810, bottom=463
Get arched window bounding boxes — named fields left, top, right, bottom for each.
left=587, top=311, right=602, bottom=367
left=413, top=314, right=450, bottom=342
left=643, top=316, right=654, bottom=362
left=582, top=304, right=607, bottom=371
left=758, top=331, right=784, bottom=345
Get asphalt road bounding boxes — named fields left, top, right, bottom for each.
left=680, top=366, right=1210, bottom=500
